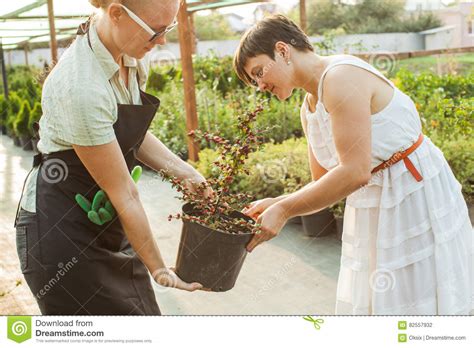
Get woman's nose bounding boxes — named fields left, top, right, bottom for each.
left=257, top=80, right=267, bottom=92
left=153, top=35, right=167, bottom=46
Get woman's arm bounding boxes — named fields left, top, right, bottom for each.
left=136, top=131, right=204, bottom=182
left=242, top=99, right=329, bottom=219
left=300, top=98, right=329, bottom=182
left=246, top=66, right=373, bottom=251
left=73, top=140, right=201, bottom=291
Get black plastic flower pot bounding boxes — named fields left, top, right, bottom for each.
left=287, top=216, right=302, bottom=225
left=19, top=135, right=33, bottom=151
left=335, top=216, right=344, bottom=241
left=13, top=136, right=21, bottom=147
left=175, top=203, right=254, bottom=292
left=301, top=208, right=336, bottom=237
left=32, top=138, right=39, bottom=153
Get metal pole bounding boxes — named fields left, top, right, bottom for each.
left=0, top=38, right=9, bottom=99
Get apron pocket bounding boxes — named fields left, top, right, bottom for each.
left=16, top=226, right=28, bottom=272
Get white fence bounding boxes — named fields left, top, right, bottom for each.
left=4, top=30, right=455, bottom=67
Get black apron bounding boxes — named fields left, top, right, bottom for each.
left=14, top=20, right=161, bottom=315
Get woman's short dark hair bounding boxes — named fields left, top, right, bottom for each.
left=233, top=14, right=314, bottom=86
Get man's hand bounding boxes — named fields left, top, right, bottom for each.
left=75, top=166, right=143, bottom=225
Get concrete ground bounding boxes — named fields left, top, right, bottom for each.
left=0, top=134, right=341, bottom=315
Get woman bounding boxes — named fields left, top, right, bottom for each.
left=14, top=0, right=206, bottom=315
left=234, top=15, right=473, bottom=315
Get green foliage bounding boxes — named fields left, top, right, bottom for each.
left=163, top=12, right=238, bottom=43
left=0, top=95, right=8, bottom=127
left=435, top=137, right=474, bottom=204
left=194, top=137, right=311, bottom=200
left=194, top=12, right=239, bottom=41
left=28, top=102, right=42, bottom=134
left=14, top=100, right=32, bottom=136
left=296, top=0, right=441, bottom=35
left=6, top=92, right=22, bottom=136
left=393, top=69, right=473, bottom=201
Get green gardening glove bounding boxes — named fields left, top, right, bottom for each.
left=75, top=166, right=143, bottom=225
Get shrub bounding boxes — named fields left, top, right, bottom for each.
left=14, top=100, right=32, bottom=137
left=5, top=92, right=22, bottom=136
left=28, top=102, right=43, bottom=136
left=194, top=137, right=311, bottom=200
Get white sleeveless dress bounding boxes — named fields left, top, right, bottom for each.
left=304, top=57, right=473, bottom=315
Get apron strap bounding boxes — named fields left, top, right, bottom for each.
left=13, top=154, right=44, bottom=228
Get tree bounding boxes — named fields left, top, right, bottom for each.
left=293, top=0, right=441, bottom=35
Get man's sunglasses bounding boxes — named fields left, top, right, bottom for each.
left=121, top=5, right=178, bottom=42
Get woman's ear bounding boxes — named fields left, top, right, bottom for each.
left=275, top=41, right=290, bottom=61
left=107, top=3, right=123, bottom=25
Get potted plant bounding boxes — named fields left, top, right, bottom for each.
left=14, top=100, right=33, bottom=151
left=159, top=106, right=267, bottom=292
left=330, top=200, right=345, bottom=241
left=6, top=93, right=22, bottom=144
left=29, top=102, right=42, bottom=152
left=0, top=95, right=8, bottom=135
left=301, top=208, right=336, bottom=237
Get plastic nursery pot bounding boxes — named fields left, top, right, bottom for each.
left=13, top=136, right=21, bottom=147
left=335, top=216, right=344, bottom=241
left=301, top=208, right=336, bottom=237
left=175, top=203, right=254, bottom=292
left=31, top=138, right=39, bottom=153
left=19, top=135, right=33, bottom=151
left=287, top=216, right=302, bottom=225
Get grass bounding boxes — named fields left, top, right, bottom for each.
left=393, top=53, right=474, bottom=75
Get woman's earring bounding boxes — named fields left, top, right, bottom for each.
left=287, top=60, right=291, bottom=65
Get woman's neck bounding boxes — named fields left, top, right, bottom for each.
left=293, top=52, right=328, bottom=97
left=95, top=16, right=124, bottom=66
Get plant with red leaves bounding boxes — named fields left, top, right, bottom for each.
left=160, top=105, right=267, bottom=234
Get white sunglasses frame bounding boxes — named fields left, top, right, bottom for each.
left=120, top=4, right=178, bottom=42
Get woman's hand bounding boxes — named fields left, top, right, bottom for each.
left=246, top=203, right=289, bottom=252
left=182, top=174, right=214, bottom=199
left=152, top=267, right=203, bottom=292
left=242, top=197, right=278, bottom=220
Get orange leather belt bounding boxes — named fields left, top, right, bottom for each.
left=371, top=134, right=424, bottom=182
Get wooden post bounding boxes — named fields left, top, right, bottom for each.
left=24, top=46, right=29, bottom=66
left=178, top=1, right=199, bottom=162
left=189, top=12, right=197, bottom=55
left=299, top=0, right=307, bottom=33
left=47, top=0, right=58, bottom=64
